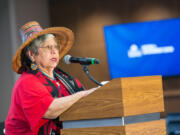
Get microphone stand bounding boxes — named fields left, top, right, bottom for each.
left=82, top=65, right=103, bottom=86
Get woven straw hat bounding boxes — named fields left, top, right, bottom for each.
left=12, top=21, right=74, bottom=74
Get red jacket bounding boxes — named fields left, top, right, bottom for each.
left=5, top=69, right=83, bottom=135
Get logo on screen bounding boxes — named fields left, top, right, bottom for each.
left=128, top=44, right=175, bottom=58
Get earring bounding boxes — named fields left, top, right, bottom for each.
left=31, top=63, right=37, bottom=70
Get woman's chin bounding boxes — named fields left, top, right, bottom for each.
left=51, top=63, right=58, bottom=69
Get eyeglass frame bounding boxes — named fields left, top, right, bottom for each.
left=38, top=44, right=60, bottom=51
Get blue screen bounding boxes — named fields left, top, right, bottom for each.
left=104, top=18, right=180, bottom=79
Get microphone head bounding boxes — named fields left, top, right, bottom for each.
left=64, top=55, right=71, bottom=64
left=94, top=59, right=100, bottom=64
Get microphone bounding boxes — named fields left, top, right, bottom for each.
left=64, top=55, right=100, bottom=65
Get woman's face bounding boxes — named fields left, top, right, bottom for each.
left=30, top=36, right=60, bottom=72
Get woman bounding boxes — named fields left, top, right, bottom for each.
left=5, top=21, right=97, bottom=135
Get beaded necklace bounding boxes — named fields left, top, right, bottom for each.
left=38, top=69, right=62, bottom=91
left=38, top=69, right=55, bottom=81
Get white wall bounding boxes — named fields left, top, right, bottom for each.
left=0, top=0, right=50, bottom=122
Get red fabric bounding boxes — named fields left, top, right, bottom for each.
left=5, top=71, right=71, bottom=135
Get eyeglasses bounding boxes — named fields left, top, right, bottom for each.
left=39, top=45, right=60, bottom=51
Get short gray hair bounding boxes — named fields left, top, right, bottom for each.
left=28, top=34, right=55, bottom=55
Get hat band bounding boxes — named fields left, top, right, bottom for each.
left=21, top=25, right=43, bottom=43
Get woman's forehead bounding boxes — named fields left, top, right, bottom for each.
left=40, top=36, right=58, bottom=46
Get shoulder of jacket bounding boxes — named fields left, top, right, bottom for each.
left=17, top=72, right=40, bottom=84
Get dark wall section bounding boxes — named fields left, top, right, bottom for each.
left=49, top=0, right=180, bottom=115
left=0, top=0, right=14, bottom=122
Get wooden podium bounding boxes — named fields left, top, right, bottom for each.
left=60, top=76, right=166, bottom=135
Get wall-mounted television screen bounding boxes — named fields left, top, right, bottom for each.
left=104, top=18, right=180, bottom=79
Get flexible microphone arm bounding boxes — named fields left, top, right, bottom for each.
left=82, top=65, right=103, bottom=86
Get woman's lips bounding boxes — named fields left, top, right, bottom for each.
left=50, top=58, right=58, bottom=62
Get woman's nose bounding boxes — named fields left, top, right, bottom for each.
left=50, top=46, right=59, bottom=54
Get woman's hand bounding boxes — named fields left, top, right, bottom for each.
left=81, top=87, right=98, bottom=97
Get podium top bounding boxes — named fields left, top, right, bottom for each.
left=60, top=76, right=164, bottom=121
